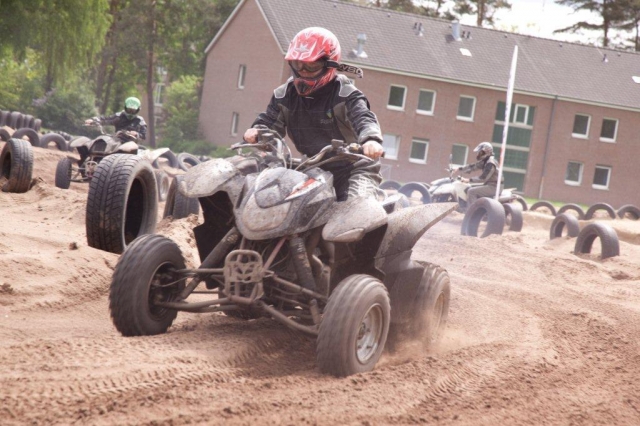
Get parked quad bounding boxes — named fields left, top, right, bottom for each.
left=55, top=121, right=170, bottom=201
left=109, top=132, right=455, bottom=377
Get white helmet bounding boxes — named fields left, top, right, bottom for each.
left=474, top=142, right=493, bottom=161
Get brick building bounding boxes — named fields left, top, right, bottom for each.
left=199, top=0, right=640, bottom=207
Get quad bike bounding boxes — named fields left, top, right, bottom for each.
left=55, top=121, right=170, bottom=200
left=428, top=157, right=527, bottom=213
left=109, top=131, right=455, bottom=377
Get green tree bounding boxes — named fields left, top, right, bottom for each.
left=0, top=0, right=110, bottom=90
left=453, top=0, right=511, bottom=27
left=554, top=0, right=628, bottom=47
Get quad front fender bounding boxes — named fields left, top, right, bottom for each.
left=179, top=158, right=244, bottom=203
left=377, top=202, right=456, bottom=260
left=322, top=197, right=387, bottom=243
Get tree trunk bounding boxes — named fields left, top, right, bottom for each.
left=146, top=0, right=157, bottom=147
left=96, top=0, right=121, bottom=111
left=477, top=0, right=485, bottom=27
left=103, top=57, right=118, bottom=115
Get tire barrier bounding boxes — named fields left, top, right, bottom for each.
left=461, top=197, right=505, bottom=238
left=513, top=195, right=528, bottom=211
left=177, top=152, right=201, bottom=171
left=529, top=200, right=557, bottom=216
left=379, top=180, right=402, bottom=191
left=584, top=203, right=616, bottom=220
left=12, top=128, right=40, bottom=147
left=40, top=133, right=69, bottom=151
left=557, top=203, right=585, bottom=220
left=398, top=181, right=431, bottom=204
left=0, top=128, right=11, bottom=142
left=574, top=222, right=620, bottom=260
left=163, top=175, right=200, bottom=219
left=0, top=138, right=34, bottom=193
left=549, top=213, right=580, bottom=239
left=617, top=204, right=640, bottom=220
left=503, top=202, right=523, bottom=232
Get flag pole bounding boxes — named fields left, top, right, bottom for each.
left=496, top=45, right=518, bottom=200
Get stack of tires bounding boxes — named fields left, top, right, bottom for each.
left=0, top=110, right=42, bottom=147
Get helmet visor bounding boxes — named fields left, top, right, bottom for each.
left=124, top=107, right=139, bottom=116
left=289, top=59, right=326, bottom=73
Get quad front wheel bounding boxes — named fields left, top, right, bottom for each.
left=109, top=234, right=185, bottom=336
left=316, top=274, right=390, bottom=377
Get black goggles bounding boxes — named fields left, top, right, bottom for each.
left=289, top=60, right=326, bottom=73
left=124, top=107, right=139, bottom=115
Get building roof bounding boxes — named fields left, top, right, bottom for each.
left=210, top=0, right=640, bottom=111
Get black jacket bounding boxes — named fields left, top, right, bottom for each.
left=95, top=112, right=147, bottom=140
left=461, top=155, right=503, bottom=186
left=252, top=75, right=382, bottom=158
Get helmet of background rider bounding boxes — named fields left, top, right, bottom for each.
left=284, top=27, right=341, bottom=96
left=474, top=142, right=494, bottom=161
left=123, top=97, right=141, bottom=119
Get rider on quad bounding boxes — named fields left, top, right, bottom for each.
left=85, top=96, right=148, bottom=142
left=457, top=142, right=504, bottom=206
left=243, top=27, right=384, bottom=201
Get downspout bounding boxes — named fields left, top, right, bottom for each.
left=538, top=95, right=558, bottom=199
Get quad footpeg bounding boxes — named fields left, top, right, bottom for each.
left=223, top=250, right=264, bottom=303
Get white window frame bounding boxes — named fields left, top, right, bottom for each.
left=457, top=95, right=476, bottom=121
left=154, top=83, right=165, bottom=107
left=230, top=112, right=239, bottom=136
left=514, top=104, right=529, bottom=124
left=237, top=64, right=247, bottom=89
left=571, top=114, right=590, bottom=139
left=592, top=165, right=611, bottom=190
left=387, top=85, right=407, bottom=111
left=416, top=89, right=436, bottom=116
left=451, top=144, right=468, bottom=168
left=599, top=118, right=618, bottom=143
left=564, top=161, right=583, bottom=186
left=381, top=133, right=400, bottom=160
left=409, top=138, right=429, bottom=164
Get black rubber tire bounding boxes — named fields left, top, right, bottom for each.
left=109, top=234, right=185, bottom=336
left=12, top=127, right=40, bottom=147
left=177, top=152, right=201, bottom=171
left=398, top=181, right=431, bottom=204
left=55, top=157, right=73, bottom=189
left=530, top=200, right=557, bottom=216
left=153, top=150, right=180, bottom=169
left=380, top=180, right=402, bottom=191
left=163, top=175, right=200, bottom=219
left=86, top=154, right=158, bottom=254
left=584, top=203, right=616, bottom=220
left=0, top=138, right=33, bottom=193
left=410, top=262, right=450, bottom=347
left=317, top=274, right=390, bottom=377
left=33, top=118, right=42, bottom=132
left=40, top=133, right=68, bottom=151
left=574, top=222, right=620, bottom=259
left=557, top=203, right=585, bottom=220
left=513, top=195, right=528, bottom=211
left=503, top=202, right=523, bottom=232
left=7, top=112, right=23, bottom=129
left=461, top=197, right=505, bottom=238
left=617, top=204, right=640, bottom=220
left=154, top=169, right=170, bottom=202
left=0, top=110, right=9, bottom=126
left=549, top=213, right=580, bottom=239
left=23, top=114, right=35, bottom=129
left=0, top=128, right=11, bottom=142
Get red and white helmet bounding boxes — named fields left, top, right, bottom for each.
left=285, top=27, right=341, bottom=96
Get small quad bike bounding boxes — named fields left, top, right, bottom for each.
left=109, top=131, right=455, bottom=377
left=54, top=121, right=170, bottom=200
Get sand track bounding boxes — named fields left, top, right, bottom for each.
left=1, top=145, right=640, bottom=424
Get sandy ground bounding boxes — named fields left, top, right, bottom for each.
left=1, top=144, right=640, bottom=425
